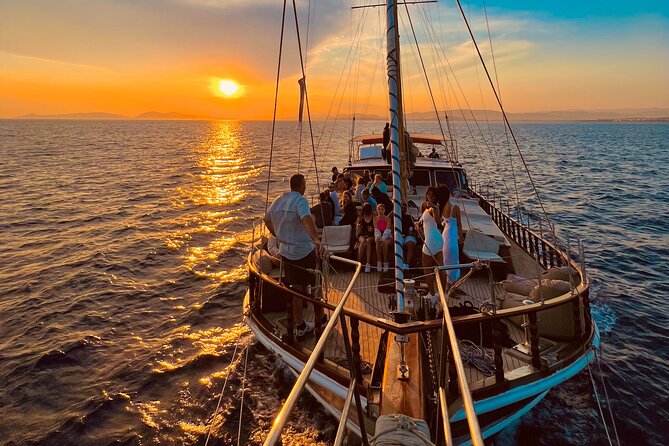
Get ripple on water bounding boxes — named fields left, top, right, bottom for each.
left=0, top=120, right=667, bottom=445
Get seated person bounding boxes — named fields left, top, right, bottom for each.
left=343, top=171, right=354, bottom=190
left=370, top=183, right=392, bottom=215
left=428, top=147, right=440, bottom=159
left=398, top=202, right=416, bottom=269
left=338, top=190, right=357, bottom=227
left=361, top=188, right=377, bottom=213
left=354, top=177, right=366, bottom=202
left=328, top=183, right=341, bottom=218
left=374, top=203, right=393, bottom=272
left=362, top=169, right=372, bottom=186
left=356, top=203, right=375, bottom=273
left=310, top=192, right=333, bottom=229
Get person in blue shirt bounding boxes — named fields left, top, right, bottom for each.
left=264, top=174, right=324, bottom=338
left=361, top=188, right=377, bottom=213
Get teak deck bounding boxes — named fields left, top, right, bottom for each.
left=262, top=237, right=565, bottom=388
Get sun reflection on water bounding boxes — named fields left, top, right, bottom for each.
left=168, top=121, right=262, bottom=283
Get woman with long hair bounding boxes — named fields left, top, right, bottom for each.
left=356, top=203, right=375, bottom=273
left=419, top=186, right=444, bottom=295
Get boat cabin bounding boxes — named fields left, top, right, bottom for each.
left=345, top=133, right=468, bottom=217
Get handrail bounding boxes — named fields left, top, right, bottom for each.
left=435, top=267, right=484, bottom=446
left=249, top=257, right=587, bottom=330
left=334, top=379, right=357, bottom=446
left=263, top=255, right=363, bottom=445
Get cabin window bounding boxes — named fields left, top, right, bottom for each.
left=409, top=169, right=431, bottom=186
left=435, top=169, right=468, bottom=190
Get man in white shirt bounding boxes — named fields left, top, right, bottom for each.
left=264, top=174, right=323, bottom=338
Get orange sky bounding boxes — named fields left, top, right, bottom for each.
left=1, top=1, right=668, bottom=119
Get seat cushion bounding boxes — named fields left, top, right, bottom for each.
left=503, top=274, right=539, bottom=296
left=529, top=279, right=571, bottom=302
left=463, top=249, right=503, bottom=262
left=322, top=225, right=352, bottom=246
left=252, top=250, right=273, bottom=275
left=543, top=266, right=580, bottom=287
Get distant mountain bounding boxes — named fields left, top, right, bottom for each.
left=11, top=108, right=669, bottom=122
left=408, top=108, right=669, bottom=122
left=16, top=112, right=127, bottom=119
left=14, top=111, right=214, bottom=120
left=134, top=111, right=209, bottom=120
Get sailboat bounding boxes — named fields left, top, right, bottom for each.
left=244, top=1, right=598, bottom=444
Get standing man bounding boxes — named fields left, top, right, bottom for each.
left=264, top=174, right=324, bottom=338
left=331, top=166, right=339, bottom=183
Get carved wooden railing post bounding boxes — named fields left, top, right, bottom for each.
left=492, top=320, right=505, bottom=384
left=349, top=317, right=363, bottom=383
left=528, top=311, right=541, bottom=369
left=522, top=226, right=528, bottom=251
left=582, top=288, right=592, bottom=340
left=572, top=299, right=583, bottom=339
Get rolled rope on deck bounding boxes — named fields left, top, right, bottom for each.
left=371, top=414, right=434, bottom=446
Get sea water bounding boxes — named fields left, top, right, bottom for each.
left=1, top=119, right=667, bottom=445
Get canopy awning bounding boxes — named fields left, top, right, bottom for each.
left=351, top=133, right=454, bottom=145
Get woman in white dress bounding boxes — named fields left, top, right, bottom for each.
left=419, top=187, right=444, bottom=295
left=438, top=185, right=463, bottom=286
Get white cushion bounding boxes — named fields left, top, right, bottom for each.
left=322, top=225, right=352, bottom=253
left=462, top=249, right=503, bottom=262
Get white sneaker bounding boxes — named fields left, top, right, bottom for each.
left=377, top=261, right=382, bottom=272
left=295, top=321, right=315, bottom=337
left=383, top=262, right=389, bottom=272
left=364, top=263, right=371, bottom=273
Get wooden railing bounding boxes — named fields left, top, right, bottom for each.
left=247, top=197, right=594, bottom=441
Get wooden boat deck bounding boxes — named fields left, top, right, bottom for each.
left=261, top=236, right=564, bottom=388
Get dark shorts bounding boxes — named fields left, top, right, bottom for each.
left=281, top=250, right=317, bottom=292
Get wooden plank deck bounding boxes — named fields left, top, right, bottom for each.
left=260, top=225, right=559, bottom=388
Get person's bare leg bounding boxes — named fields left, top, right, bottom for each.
left=385, top=238, right=393, bottom=263
left=382, top=238, right=389, bottom=262
left=406, top=241, right=415, bottom=266
left=358, top=236, right=366, bottom=263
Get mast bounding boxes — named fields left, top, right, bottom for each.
left=386, top=0, right=405, bottom=311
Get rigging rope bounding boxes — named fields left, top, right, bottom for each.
left=454, top=0, right=555, bottom=237
left=402, top=2, right=453, bottom=161
left=263, top=0, right=288, bottom=218
left=236, top=340, right=251, bottom=446
left=482, top=0, right=521, bottom=217
left=204, top=338, right=242, bottom=446
left=587, top=356, right=614, bottom=446
left=291, top=0, right=320, bottom=193
left=595, top=348, right=622, bottom=445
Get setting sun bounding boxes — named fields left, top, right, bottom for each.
left=218, top=80, right=239, bottom=97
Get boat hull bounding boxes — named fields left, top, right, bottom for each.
left=243, top=290, right=599, bottom=444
